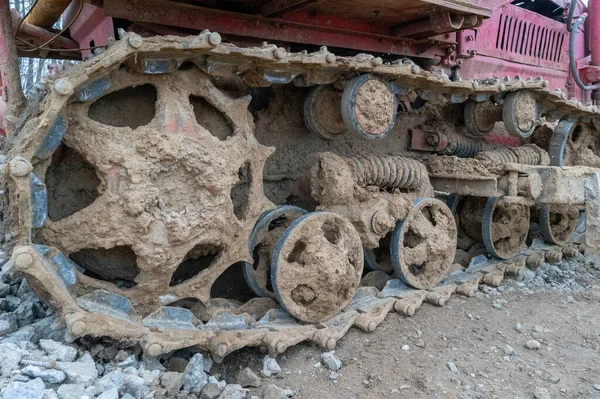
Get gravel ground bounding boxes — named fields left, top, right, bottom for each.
left=1, top=251, right=600, bottom=399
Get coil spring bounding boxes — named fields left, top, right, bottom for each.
left=475, top=144, right=549, bottom=166
left=344, top=155, right=427, bottom=189
left=447, top=132, right=503, bottom=157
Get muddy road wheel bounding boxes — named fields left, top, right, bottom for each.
left=539, top=204, right=579, bottom=245
left=243, top=205, right=307, bottom=298
left=390, top=198, right=457, bottom=289
left=482, top=198, right=530, bottom=259
left=303, top=85, right=347, bottom=140
left=271, top=212, right=364, bottom=322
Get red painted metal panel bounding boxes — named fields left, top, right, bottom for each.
left=64, top=2, right=114, bottom=60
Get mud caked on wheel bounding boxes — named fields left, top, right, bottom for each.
left=482, top=197, right=530, bottom=259
left=389, top=198, right=457, bottom=289
left=243, top=205, right=307, bottom=298
left=341, top=74, right=398, bottom=140
left=303, top=85, right=347, bottom=140
left=539, top=204, right=579, bottom=246
left=271, top=212, right=364, bottom=322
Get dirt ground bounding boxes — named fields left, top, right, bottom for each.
left=220, top=277, right=600, bottom=399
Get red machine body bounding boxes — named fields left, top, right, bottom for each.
left=1, top=0, right=599, bottom=134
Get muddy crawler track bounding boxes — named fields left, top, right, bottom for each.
left=2, top=31, right=600, bottom=361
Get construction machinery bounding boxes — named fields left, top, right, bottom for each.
left=1, top=0, right=600, bottom=360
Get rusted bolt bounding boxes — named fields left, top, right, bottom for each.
left=128, top=35, right=143, bottom=49
left=372, top=57, right=383, bottom=67
left=54, top=79, right=74, bottom=96
left=273, top=47, right=286, bottom=60
left=426, top=133, right=440, bottom=147
left=208, top=32, right=221, bottom=46
left=325, top=53, right=336, bottom=64
left=466, top=35, right=474, bottom=42
left=70, top=320, right=87, bottom=335
left=15, top=253, right=34, bottom=270
left=11, top=159, right=31, bottom=177
left=147, top=343, right=162, bottom=357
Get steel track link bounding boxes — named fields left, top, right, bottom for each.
left=3, top=31, right=599, bottom=361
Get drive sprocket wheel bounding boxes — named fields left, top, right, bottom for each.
left=271, top=212, right=364, bottom=322
left=390, top=198, right=457, bottom=289
left=8, top=52, right=274, bottom=324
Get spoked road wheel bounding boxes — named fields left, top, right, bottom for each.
left=482, top=197, right=530, bottom=259
left=243, top=206, right=307, bottom=298
left=539, top=204, right=579, bottom=246
left=390, top=198, right=457, bottom=289
left=271, top=212, right=364, bottom=323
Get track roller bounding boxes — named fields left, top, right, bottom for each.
left=364, top=234, right=394, bottom=274
left=271, top=212, right=364, bottom=322
left=341, top=74, right=397, bottom=139
left=539, top=204, right=579, bottom=246
left=390, top=198, right=457, bottom=289
left=464, top=99, right=501, bottom=136
left=243, top=206, right=308, bottom=298
left=482, top=197, right=530, bottom=259
left=303, top=85, right=347, bottom=140
left=503, top=91, right=539, bottom=138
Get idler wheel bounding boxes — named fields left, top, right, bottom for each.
left=390, top=198, right=457, bottom=289
left=303, top=85, right=347, bottom=140
left=503, top=90, right=539, bottom=138
left=243, top=206, right=307, bottom=298
left=341, top=74, right=397, bottom=139
left=271, top=212, right=364, bottom=322
left=539, top=204, right=579, bottom=246
left=482, top=197, right=530, bottom=259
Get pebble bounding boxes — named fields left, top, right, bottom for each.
left=182, top=353, right=209, bottom=395
left=526, top=339, right=541, bottom=350
left=594, top=384, right=600, bottom=391
left=321, top=351, right=342, bottom=371
left=492, top=303, right=502, bottom=309
left=237, top=367, right=261, bottom=387
left=22, top=365, right=67, bottom=383
left=533, top=386, right=551, bottom=399
left=261, top=356, right=282, bottom=378
left=447, top=362, right=458, bottom=373
left=216, top=384, right=247, bottom=399
left=2, top=378, right=45, bottom=399
left=329, top=371, right=339, bottom=380
left=200, top=382, right=223, bottom=399
left=503, top=345, right=516, bottom=356
left=515, top=323, right=524, bottom=333
left=262, top=384, right=294, bottom=399
left=160, top=371, right=184, bottom=393
left=39, top=339, right=77, bottom=362
left=401, top=345, right=410, bottom=351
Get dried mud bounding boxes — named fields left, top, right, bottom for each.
left=354, top=79, right=395, bottom=135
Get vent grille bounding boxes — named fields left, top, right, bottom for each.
left=496, top=14, right=565, bottom=62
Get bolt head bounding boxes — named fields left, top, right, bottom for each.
left=325, top=338, right=336, bottom=350
left=128, top=35, right=143, bottom=49
left=70, top=320, right=87, bottom=335
left=325, top=53, right=336, bottom=64
left=367, top=322, right=376, bottom=332
left=54, top=79, right=74, bottom=96
left=15, top=252, right=34, bottom=270
left=274, top=47, right=286, bottom=60
left=372, top=57, right=383, bottom=67
left=275, top=342, right=287, bottom=354
left=147, top=343, right=162, bottom=357
left=411, top=65, right=421, bottom=74
left=208, top=32, right=221, bottom=46
left=10, top=159, right=31, bottom=177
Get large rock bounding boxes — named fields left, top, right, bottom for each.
left=262, top=385, right=295, bottom=399
left=182, top=353, right=209, bottom=395
left=94, top=370, right=125, bottom=393
left=1, top=378, right=45, bottom=399
left=237, top=368, right=261, bottom=388
left=39, top=339, right=78, bottom=362
left=60, top=353, right=99, bottom=386
left=321, top=351, right=342, bottom=371
left=160, top=371, right=184, bottom=393
left=96, top=388, right=119, bottom=399
left=200, top=383, right=223, bottom=399
left=122, top=374, right=147, bottom=399
left=261, top=356, right=281, bottom=378
left=0, top=342, right=24, bottom=377
left=56, top=384, right=86, bottom=399
left=21, top=365, right=66, bottom=384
